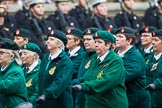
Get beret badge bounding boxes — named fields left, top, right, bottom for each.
left=120, top=28, right=125, bottom=33
left=152, top=31, right=156, bottom=37
left=87, top=29, right=91, bottom=34
left=50, top=30, right=54, bottom=35
left=144, top=26, right=149, bottom=32
left=67, top=29, right=71, bottom=34
left=16, top=30, right=20, bottom=35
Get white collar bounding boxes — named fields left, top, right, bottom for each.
left=154, top=53, right=162, bottom=61
left=118, top=45, right=133, bottom=57
left=50, top=50, right=62, bottom=60
left=144, top=45, right=153, bottom=53
left=27, top=60, right=39, bottom=73
left=68, top=46, right=80, bottom=57
left=97, top=50, right=109, bottom=63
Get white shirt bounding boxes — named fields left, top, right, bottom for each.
left=97, top=50, right=109, bottom=63
left=68, top=46, right=80, bottom=57
left=50, top=50, right=62, bottom=60
left=27, top=60, right=39, bottom=73
left=144, top=45, right=153, bottom=53
left=154, top=53, right=162, bottom=61
left=118, top=45, right=133, bottom=57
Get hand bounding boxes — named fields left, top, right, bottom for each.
left=36, top=94, right=46, bottom=104
left=71, top=85, right=82, bottom=92
left=146, top=84, right=156, bottom=91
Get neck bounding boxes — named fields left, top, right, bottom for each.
left=49, top=48, right=61, bottom=56
left=26, top=59, right=36, bottom=67
left=155, top=51, right=162, bottom=56
left=119, top=45, right=130, bottom=53
left=33, top=13, right=43, bottom=20
left=144, top=44, right=152, bottom=49
left=1, top=61, right=10, bottom=69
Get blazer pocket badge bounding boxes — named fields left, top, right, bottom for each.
left=49, top=66, right=56, bottom=75
left=97, top=71, right=104, bottom=79
left=26, top=79, right=32, bottom=87
left=85, top=60, right=91, bottom=69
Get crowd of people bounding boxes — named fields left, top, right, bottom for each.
left=0, top=0, right=162, bottom=108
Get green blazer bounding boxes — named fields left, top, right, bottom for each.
left=81, top=50, right=128, bottom=108
left=37, top=50, right=73, bottom=108
left=122, top=46, right=151, bottom=108
left=0, top=60, right=28, bottom=108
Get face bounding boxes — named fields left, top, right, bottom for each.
left=46, top=37, right=60, bottom=51
left=0, top=1, right=10, bottom=11
left=95, top=39, right=110, bottom=57
left=20, top=49, right=35, bottom=66
left=66, top=35, right=79, bottom=50
left=14, top=36, right=28, bottom=47
left=78, top=0, right=86, bottom=7
left=95, top=3, right=108, bottom=16
left=31, top=4, right=45, bottom=16
left=152, top=37, right=162, bottom=53
left=123, top=0, right=134, bottom=10
left=83, top=35, right=95, bottom=51
left=57, top=2, right=69, bottom=14
left=140, top=33, right=152, bottom=46
left=116, top=34, right=129, bottom=49
left=0, top=17, right=4, bottom=26
left=0, top=49, right=13, bottom=67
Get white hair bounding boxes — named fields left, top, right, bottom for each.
left=56, top=38, right=65, bottom=50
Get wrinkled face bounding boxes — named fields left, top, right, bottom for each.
left=140, top=33, right=152, bottom=46
left=83, top=35, right=95, bottom=51
left=46, top=37, right=59, bottom=51
left=0, top=0, right=10, bottom=11
left=152, top=37, right=162, bottom=53
left=123, top=0, right=134, bottom=10
left=95, top=39, right=110, bottom=57
left=0, top=48, right=12, bottom=67
left=66, top=35, right=79, bottom=50
left=0, top=17, right=4, bottom=26
left=20, top=49, right=35, bottom=66
left=95, top=3, right=108, bottom=16
left=31, top=4, right=45, bottom=16
left=57, top=2, right=69, bottom=14
left=116, top=34, right=128, bottom=49
left=14, top=36, right=28, bottom=47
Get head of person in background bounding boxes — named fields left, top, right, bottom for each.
left=91, top=0, right=108, bottom=17
left=157, top=0, right=162, bottom=14
left=29, top=0, right=45, bottom=19
left=121, top=0, right=134, bottom=14
left=13, top=28, right=31, bottom=47
left=152, top=30, right=162, bottom=55
left=66, top=28, right=83, bottom=52
left=0, top=0, right=10, bottom=12
left=83, top=27, right=99, bottom=52
left=139, top=26, right=157, bottom=49
left=0, top=38, right=21, bottom=68
left=20, top=42, right=41, bottom=68
left=46, top=29, right=67, bottom=54
left=0, top=5, right=6, bottom=26
left=22, top=0, right=30, bottom=10
left=93, top=30, right=115, bottom=57
left=115, top=27, right=137, bottom=53
left=77, top=0, right=87, bottom=9
left=55, top=0, right=70, bottom=14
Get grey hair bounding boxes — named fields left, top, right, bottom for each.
left=56, top=38, right=65, bottom=50
left=7, top=50, right=22, bottom=66
left=28, top=50, right=40, bottom=60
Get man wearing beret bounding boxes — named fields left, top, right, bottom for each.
left=145, top=29, right=162, bottom=108
left=72, top=30, right=128, bottom=108
left=71, top=27, right=99, bottom=108
left=0, top=38, right=29, bottom=108
left=13, top=28, right=31, bottom=47
left=19, top=0, right=55, bottom=59
left=0, top=0, right=17, bottom=34
left=115, top=27, right=151, bottom=108
left=47, top=0, right=79, bottom=32
left=139, top=26, right=156, bottom=63
left=85, top=0, right=116, bottom=30
left=20, top=42, right=41, bottom=105
left=36, top=30, right=73, bottom=108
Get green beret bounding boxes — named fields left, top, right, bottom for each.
left=0, top=5, right=6, bottom=17
left=93, top=30, right=115, bottom=43
left=13, top=29, right=31, bottom=38
left=66, top=28, right=83, bottom=38
left=139, top=26, right=157, bottom=34
left=116, top=27, right=136, bottom=36
left=152, top=29, right=162, bottom=38
left=107, top=27, right=118, bottom=35
left=0, top=38, right=19, bottom=50
left=21, top=42, right=41, bottom=54
left=47, top=29, right=67, bottom=44
left=83, top=27, right=100, bottom=36
left=29, top=0, right=45, bottom=7
left=91, top=0, right=107, bottom=7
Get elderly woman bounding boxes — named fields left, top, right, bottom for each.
left=20, top=42, right=41, bottom=104
left=0, top=38, right=28, bottom=108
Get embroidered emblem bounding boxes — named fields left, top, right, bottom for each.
left=16, top=30, right=20, bottom=35
left=26, top=79, right=32, bottom=87
left=85, top=60, right=91, bottom=69
left=50, top=30, right=54, bottom=35
left=67, top=28, right=71, bottom=34
left=151, top=63, right=158, bottom=71
left=144, top=26, right=149, bottom=32
left=49, top=66, right=56, bottom=75
left=95, top=32, right=98, bottom=38
left=146, top=59, right=149, bottom=64
left=120, top=28, right=125, bottom=33
left=97, top=71, right=104, bottom=79
left=86, top=29, right=91, bottom=34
